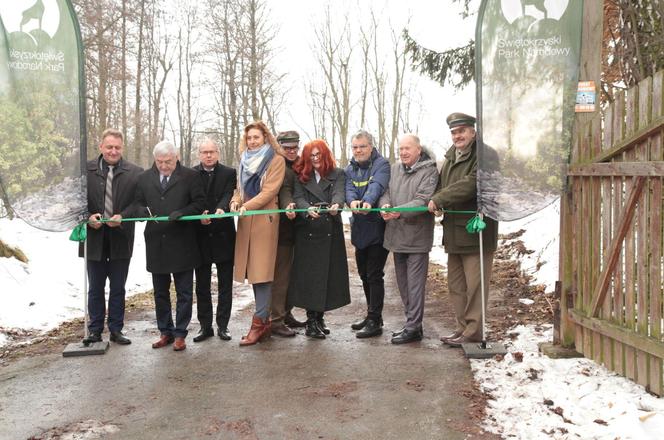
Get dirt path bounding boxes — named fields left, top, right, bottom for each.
left=0, top=239, right=516, bottom=439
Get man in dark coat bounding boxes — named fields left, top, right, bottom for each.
left=135, top=141, right=205, bottom=351
left=192, top=139, right=236, bottom=342
left=270, top=130, right=305, bottom=337
left=345, top=129, right=390, bottom=338
left=428, top=113, right=499, bottom=347
left=81, top=128, right=142, bottom=345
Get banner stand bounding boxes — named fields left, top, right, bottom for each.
left=463, top=213, right=506, bottom=359
left=63, top=237, right=108, bottom=357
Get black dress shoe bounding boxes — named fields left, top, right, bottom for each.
left=110, top=331, right=131, bottom=345
left=193, top=328, right=214, bottom=342
left=217, top=328, right=232, bottom=341
left=392, top=327, right=405, bottom=337
left=83, top=332, right=102, bottom=344
left=284, top=313, right=306, bottom=328
left=305, top=320, right=326, bottom=339
left=317, top=316, right=330, bottom=335
left=351, top=317, right=368, bottom=331
left=356, top=319, right=383, bottom=338
left=391, top=328, right=423, bottom=345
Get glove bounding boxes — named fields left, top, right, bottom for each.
left=168, top=210, right=183, bottom=221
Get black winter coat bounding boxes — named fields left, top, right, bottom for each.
left=194, top=162, right=237, bottom=264
left=135, top=162, right=205, bottom=274
left=277, top=160, right=297, bottom=246
left=79, top=156, right=143, bottom=261
left=288, top=168, right=350, bottom=312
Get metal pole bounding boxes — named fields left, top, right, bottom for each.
left=83, top=235, right=89, bottom=339
left=478, top=213, right=487, bottom=349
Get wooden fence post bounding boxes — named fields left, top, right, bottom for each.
left=560, top=0, right=603, bottom=347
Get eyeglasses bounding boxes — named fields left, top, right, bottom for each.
left=283, top=146, right=299, bottom=151
left=351, top=144, right=369, bottom=150
left=199, top=150, right=217, bottom=155
left=311, top=152, right=321, bottom=158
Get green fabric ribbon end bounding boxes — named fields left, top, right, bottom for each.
left=69, top=223, right=87, bottom=242
left=465, top=214, right=486, bottom=234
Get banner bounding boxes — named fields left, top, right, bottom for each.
left=475, top=0, right=583, bottom=221
left=0, top=0, right=86, bottom=231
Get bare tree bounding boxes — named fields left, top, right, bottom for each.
left=206, top=0, right=283, bottom=166
left=312, top=7, right=353, bottom=165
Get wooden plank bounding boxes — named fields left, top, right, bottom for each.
left=639, top=76, right=653, bottom=128
left=591, top=115, right=664, bottom=163
left=571, top=310, right=664, bottom=361
left=613, top=90, right=626, bottom=144
left=604, top=105, right=614, bottom=151
left=612, top=177, right=624, bottom=326
left=615, top=336, right=625, bottom=376
left=649, top=358, right=663, bottom=396
left=636, top=129, right=650, bottom=387
left=584, top=326, right=593, bottom=360
left=568, top=161, right=664, bottom=176
left=576, top=318, right=584, bottom=355
left=649, top=133, right=663, bottom=395
left=626, top=86, right=639, bottom=135
left=593, top=327, right=603, bottom=365
left=624, top=146, right=638, bottom=383
left=583, top=176, right=591, bottom=310
left=653, top=71, right=664, bottom=119
left=590, top=177, right=646, bottom=316
left=602, top=176, right=613, bottom=368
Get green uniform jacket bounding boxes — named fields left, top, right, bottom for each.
left=431, top=141, right=498, bottom=254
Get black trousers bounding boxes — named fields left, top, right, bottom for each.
left=194, top=260, right=233, bottom=331
left=354, top=243, right=389, bottom=321
left=152, top=270, right=194, bottom=338
left=87, top=258, right=130, bottom=333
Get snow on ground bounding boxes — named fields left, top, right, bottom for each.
left=3, top=203, right=664, bottom=438
left=0, top=218, right=151, bottom=339
left=430, top=200, right=664, bottom=439
left=499, top=201, right=560, bottom=292
left=473, top=325, right=664, bottom=440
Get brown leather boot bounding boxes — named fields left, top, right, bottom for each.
left=239, top=316, right=271, bottom=346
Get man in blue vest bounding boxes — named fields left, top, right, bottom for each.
left=345, top=130, right=391, bottom=338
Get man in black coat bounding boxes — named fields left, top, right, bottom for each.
left=81, top=128, right=142, bottom=345
left=270, top=130, right=306, bottom=337
left=192, top=139, right=237, bottom=342
left=135, top=141, right=205, bottom=351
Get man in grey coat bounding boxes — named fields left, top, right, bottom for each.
left=379, top=134, right=439, bottom=344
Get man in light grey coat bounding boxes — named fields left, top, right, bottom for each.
left=379, top=134, right=439, bottom=344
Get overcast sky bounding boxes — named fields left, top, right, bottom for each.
left=267, top=0, right=480, bottom=158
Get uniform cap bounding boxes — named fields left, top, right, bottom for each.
left=446, top=112, right=476, bottom=128
left=277, top=130, right=300, bottom=147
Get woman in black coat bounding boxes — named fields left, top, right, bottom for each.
left=288, top=139, right=350, bottom=339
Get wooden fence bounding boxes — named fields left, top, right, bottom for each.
left=561, top=70, right=664, bottom=395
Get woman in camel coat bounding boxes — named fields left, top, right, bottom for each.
left=230, top=121, right=286, bottom=346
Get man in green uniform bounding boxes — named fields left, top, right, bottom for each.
left=428, top=113, right=498, bottom=347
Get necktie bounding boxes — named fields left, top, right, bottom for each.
left=103, top=165, right=114, bottom=219
left=161, top=175, right=168, bottom=191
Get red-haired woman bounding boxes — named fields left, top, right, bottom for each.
left=288, top=139, right=350, bottom=339
left=230, top=121, right=286, bottom=346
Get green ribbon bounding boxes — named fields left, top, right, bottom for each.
left=69, top=222, right=87, bottom=242
left=465, top=214, right=486, bottom=234
left=68, top=206, right=479, bottom=242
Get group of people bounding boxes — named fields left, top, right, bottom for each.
left=81, top=112, right=497, bottom=352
